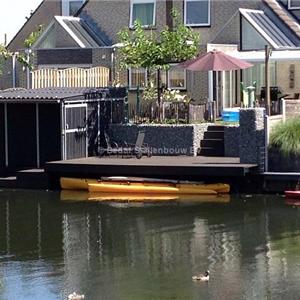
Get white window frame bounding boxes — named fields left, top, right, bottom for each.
left=184, top=0, right=211, bottom=27
left=62, top=0, right=85, bottom=16
left=288, top=0, right=300, bottom=9
left=130, top=0, right=156, bottom=28
left=167, top=65, right=187, bottom=90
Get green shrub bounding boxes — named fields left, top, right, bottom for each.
left=269, top=118, right=300, bottom=156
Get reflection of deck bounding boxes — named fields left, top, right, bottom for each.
left=46, top=156, right=258, bottom=179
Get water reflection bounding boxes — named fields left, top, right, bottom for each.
left=0, top=190, right=300, bottom=299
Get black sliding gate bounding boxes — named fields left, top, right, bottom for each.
left=63, top=103, right=88, bottom=160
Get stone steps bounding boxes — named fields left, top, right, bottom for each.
left=198, top=125, right=225, bottom=157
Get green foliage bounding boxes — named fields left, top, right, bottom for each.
left=0, top=44, right=12, bottom=75
left=117, top=9, right=200, bottom=70
left=24, top=24, right=44, bottom=48
left=269, top=118, right=300, bottom=156
left=142, top=81, right=157, bottom=102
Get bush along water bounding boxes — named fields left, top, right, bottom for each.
left=269, top=118, right=300, bottom=157
left=268, top=118, right=300, bottom=172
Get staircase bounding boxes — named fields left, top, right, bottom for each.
left=198, top=125, right=225, bottom=157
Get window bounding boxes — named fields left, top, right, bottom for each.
left=129, top=66, right=186, bottom=90
left=130, top=0, right=156, bottom=27
left=62, top=0, right=85, bottom=16
left=184, top=0, right=210, bottom=26
left=168, top=66, right=186, bottom=89
left=129, top=68, right=147, bottom=89
left=288, top=0, right=300, bottom=9
left=161, top=65, right=187, bottom=90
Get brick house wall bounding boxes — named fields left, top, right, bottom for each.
left=79, top=0, right=261, bottom=102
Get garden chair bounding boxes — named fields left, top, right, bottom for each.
left=100, top=131, right=151, bottom=159
left=122, top=131, right=152, bottom=159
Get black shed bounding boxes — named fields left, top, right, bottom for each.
left=0, top=87, right=127, bottom=173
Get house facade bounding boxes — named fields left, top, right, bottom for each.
left=2, top=0, right=300, bottom=113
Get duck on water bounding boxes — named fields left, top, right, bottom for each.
left=192, top=270, right=210, bottom=281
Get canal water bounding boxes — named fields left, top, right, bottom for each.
left=0, top=190, right=300, bottom=300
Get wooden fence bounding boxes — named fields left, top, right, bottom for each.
left=128, top=101, right=207, bottom=123
left=31, top=66, right=110, bottom=89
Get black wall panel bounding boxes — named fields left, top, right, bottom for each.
left=38, top=104, right=61, bottom=165
left=37, top=49, right=92, bottom=65
left=0, top=104, right=5, bottom=169
left=7, top=104, right=37, bottom=169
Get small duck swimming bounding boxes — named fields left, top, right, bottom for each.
left=68, top=292, right=85, bottom=300
left=192, top=270, right=210, bottom=281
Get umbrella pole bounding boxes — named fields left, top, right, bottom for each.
left=211, top=70, right=216, bottom=123
left=215, top=71, right=219, bottom=122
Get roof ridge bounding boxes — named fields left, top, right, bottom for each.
left=263, top=0, right=300, bottom=38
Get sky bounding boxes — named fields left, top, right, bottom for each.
left=0, top=0, right=42, bottom=45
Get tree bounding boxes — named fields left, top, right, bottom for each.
left=0, top=45, right=32, bottom=76
left=117, top=9, right=200, bottom=120
left=0, top=44, right=12, bottom=75
left=0, top=25, right=43, bottom=77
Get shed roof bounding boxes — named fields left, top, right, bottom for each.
left=0, top=88, right=89, bottom=101
left=0, top=87, right=127, bottom=102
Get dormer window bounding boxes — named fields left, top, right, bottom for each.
left=62, top=0, right=85, bottom=16
left=130, top=0, right=156, bottom=28
left=288, top=0, right=300, bottom=9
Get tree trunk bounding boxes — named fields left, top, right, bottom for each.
left=166, top=0, right=174, bottom=30
left=157, top=68, right=162, bottom=122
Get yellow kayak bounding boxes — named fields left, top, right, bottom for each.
left=60, top=177, right=230, bottom=195
left=60, top=177, right=98, bottom=190
left=88, top=182, right=218, bottom=195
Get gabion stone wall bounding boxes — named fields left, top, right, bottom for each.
left=109, top=124, right=210, bottom=156
left=239, top=108, right=265, bottom=164
left=224, top=126, right=240, bottom=157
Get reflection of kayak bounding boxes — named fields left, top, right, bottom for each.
left=60, top=190, right=89, bottom=201
left=285, top=191, right=300, bottom=199
left=89, top=192, right=179, bottom=202
left=89, top=192, right=230, bottom=203
left=60, top=177, right=230, bottom=194
left=60, top=191, right=230, bottom=203
left=60, top=190, right=230, bottom=204
left=285, top=199, right=300, bottom=206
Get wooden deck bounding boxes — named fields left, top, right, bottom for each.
left=46, top=156, right=258, bottom=180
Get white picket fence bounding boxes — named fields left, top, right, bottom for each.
left=31, top=66, right=110, bottom=89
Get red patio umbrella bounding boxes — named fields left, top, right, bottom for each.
left=180, top=50, right=253, bottom=71
left=179, top=50, right=253, bottom=120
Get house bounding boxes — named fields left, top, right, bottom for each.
left=0, top=0, right=87, bottom=89
left=2, top=0, right=300, bottom=114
